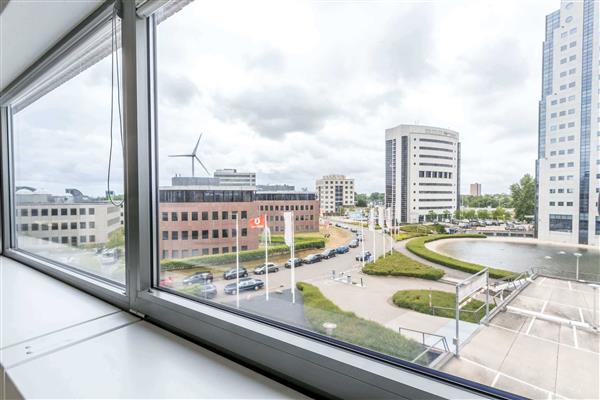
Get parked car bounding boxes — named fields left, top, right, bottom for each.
left=192, top=283, right=218, bottom=299
left=285, top=258, right=303, bottom=268
left=224, top=278, right=264, bottom=295
left=302, top=254, right=322, bottom=264
left=335, top=245, right=349, bottom=254
left=223, top=267, right=248, bottom=280
left=320, top=249, right=337, bottom=259
left=182, top=271, right=214, bottom=285
left=350, top=228, right=358, bottom=233
left=355, top=235, right=363, bottom=242
left=253, top=263, right=279, bottom=275
left=348, top=239, right=359, bottom=248
left=355, top=251, right=372, bottom=262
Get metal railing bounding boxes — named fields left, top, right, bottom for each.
left=398, top=326, right=450, bottom=366
left=530, top=267, right=600, bottom=284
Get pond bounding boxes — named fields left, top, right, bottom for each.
left=431, top=238, right=600, bottom=280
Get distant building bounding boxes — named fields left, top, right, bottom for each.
left=257, top=184, right=295, bottom=191
left=15, top=188, right=122, bottom=246
left=213, top=169, right=256, bottom=186
left=385, top=124, right=460, bottom=224
left=256, top=191, right=319, bottom=234
left=470, top=183, right=482, bottom=197
left=315, top=175, right=355, bottom=215
left=536, top=1, right=600, bottom=246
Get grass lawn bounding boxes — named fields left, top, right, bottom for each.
left=297, top=282, right=429, bottom=364
left=405, top=234, right=514, bottom=279
left=394, top=232, right=425, bottom=241
left=392, top=289, right=494, bottom=323
left=362, top=251, right=444, bottom=280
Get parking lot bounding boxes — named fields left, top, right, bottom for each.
left=442, top=277, right=599, bottom=399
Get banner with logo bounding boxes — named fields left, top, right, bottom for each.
left=283, top=212, right=294, bottom=246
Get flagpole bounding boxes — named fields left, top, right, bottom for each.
left=235, top=216, right=240, bottom=309
left=382, top=229, right=385, bottom=258
left=360, top=222, right=365, bottom=270
left=264, top=216, right=269, bottom=301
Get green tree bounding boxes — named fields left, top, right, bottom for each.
left=463, top=209, right=476, bottom=219
left=442, top=210, right=451, bottom=220
left=510, top=174, right=536, bottom=221
left=427, top=210, right=437, bottom=222
left=107, top=227, right=125, bottom=249
left=477, top=209, right=490, bottom=219
left=454, top=209, right=462, bottom=220
left=492, top=207, right=506, bottom=220
left=355, top=193, right=368, bottom=207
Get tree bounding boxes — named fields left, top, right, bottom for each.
left=454, top=209, right=462, bottom=220
left=427, top=210, right=437, bottom=222
left=510, top=174, right=535, bottom=221
left=463, top=209, right=476, bottom=219
left=355, top=193, right=368, bottom=207
left=492, top=207, right=506, bottom=220
left=477, top=209, right=490, bottom=219
left=442, top=210, right=451, bottom=220
left=106, top=227, right=125, bottom=249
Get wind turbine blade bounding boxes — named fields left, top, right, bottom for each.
left=192, top=133, right=203, bottom=156
left=169, top=154, right=192, bottom=158
left=195, top=155, right=210, bottom=175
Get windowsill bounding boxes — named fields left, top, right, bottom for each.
left=0, top=256, right=306, bottom=399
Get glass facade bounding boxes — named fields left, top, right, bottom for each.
left=549, top=214, right=573, bottom=232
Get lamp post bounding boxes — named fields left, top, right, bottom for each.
left=573, top=252, right=582, bottom=281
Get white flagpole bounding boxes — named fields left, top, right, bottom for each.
left=360, top=222, right=365, bottom=270
left=382, top=230, right=385, bottom=258
left=264, top=217, right=269, bottom=301
left=235, top=216, right=240, bottom=309
left=291, top=212, right=295, bottom=304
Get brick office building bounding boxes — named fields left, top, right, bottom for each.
left=255, top=191, right=320, bottom=234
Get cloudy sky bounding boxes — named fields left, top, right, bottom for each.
left=14, top=0, right=559, bottom=197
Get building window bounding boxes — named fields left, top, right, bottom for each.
left=181, top=212, right=188, bottom=221
left=192, top=231, right=198, bottom=240
left=202, top=212, right=209, bottom=220
left=212, top=229, right=219, bottom=239
left=171, top=212, right=178, bottom=221
left=202, top=230, right=209, bottom=239
left=549, top=214, right=572, bottom=232
left=182, top=231, right=189, bottom=240
left=171, top=231, right=178, bottom=240
left=162, top=212, right=168, bottom=221
left=191, top=212, right=198, bottom=221
left=212, top=211, right=219, bottom=220
left=162, top=231, right=168, bottom=240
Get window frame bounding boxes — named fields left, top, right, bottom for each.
left=0, top=1, right=512, bottom=398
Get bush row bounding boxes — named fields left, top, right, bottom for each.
left=362, top=251, right=444, bottom=280
left=160, top=239, right=325, bottom=271
left=394, top=232, right=425, bottom=241
left=405, top=234, right=514, bottom=279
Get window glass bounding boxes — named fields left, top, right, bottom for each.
left=12, top=17, right=126, bottom=284
left=152, top=1, right=600, bottom=398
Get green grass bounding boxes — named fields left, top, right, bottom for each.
left=394, top=232, right=425, bottom=241
left=392, top=290, right=493, bottom=323
left=297, top=282, right=429, bottom=364
left=270, top=234, right=323, bottom=245
left=399, top=224, right=445, bottom=234
left=405, top=234, right=514, bottom=279
left=362, top=251, right=444, bottom=280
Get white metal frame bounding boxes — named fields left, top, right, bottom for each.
left=0, top=2, right=514, bottom=398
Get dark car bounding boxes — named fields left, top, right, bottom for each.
left=350, top=228, right=358, bottom=233
left=224, top=278, right=264, bottom=295
left=320, top=249, right=337, bottom=259
left=192, top=283, right=217, bottom=299
left=302, top=254, right=322, bottom=264
left=284, top=258, right=303, bottom=268
left=348, top=239, right=359, bottom=248
left=355, top=251, right=372, bottom=262
left=335, top=245, right=349, bottom=254
left=253, top=263, right=279, bottom=275
left=223, top=267, right=248, bottom=280
left=182, top=271, right=213, bottom=285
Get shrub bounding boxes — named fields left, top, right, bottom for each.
left=362, top=251, right=444, bottom=280
left=394, top=232, right=425, bottom=241
left=297, top=282, right=428, bottom=364
left=392, top=289, right=494, bottom=323
left=405, top=234, right=514, bottom=279
left=160, top=239, right=325, bottom=271
left=399, top=224, right=445, bottom=234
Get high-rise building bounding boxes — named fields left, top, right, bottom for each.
left=385, top=124, right=460, bottom=224
left=470, top=183, right=482, bottom=197
left=315, top=175, right=355, bottom=215
left=536, top=0, right=599, bottom=246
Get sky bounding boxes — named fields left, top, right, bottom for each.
left=13, top=0, right=560, bottom=197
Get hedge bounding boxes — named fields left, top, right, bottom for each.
left=399, top=224, right=445, bottom=234
left=362, top=251, right=444, bottom=280
left=392, top=289, right=494, bottom=323
left=394, top=232, right=425, bottom=241
left=405, top=234, right=514, bottom=279
left=297, top=282, right=429, bottom=364
left=161, top=239, right=325, bottom=271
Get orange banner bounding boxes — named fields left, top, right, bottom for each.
left=249, top=215, right=266, bottom=229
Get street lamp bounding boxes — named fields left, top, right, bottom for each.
left=558, top=251, right=566, bottom=255
left=573, top=252, right=582, bottom=281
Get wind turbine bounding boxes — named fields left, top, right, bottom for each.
left=169, top=133, right=210, bottom=177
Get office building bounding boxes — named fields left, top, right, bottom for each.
left=315, top=175, right=355, bottom=215
left=469, top=183, right=482, bottom=197
left=213, top=168, right=256, bottom=186
left=536, top=0, right=599, bottom=246
left=385, top=124, right=460, bottom=223
left=14, top=187, right=122, bottom=247
left=256, top=191, right=320, bottom=233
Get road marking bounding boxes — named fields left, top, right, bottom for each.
left=516, top=293, right=594, bottom=311
left=540, top=277, right=547, bottom=285
left=525, top=317, right=536, bottom=335
left=568, top=281, right=572, bottom=291
left=541, top=300, right=549, bottom=314
left=579, top=308, right=585, bottom=323
left=572, top=326, right=578, bottom=348
left=491, top=372, right=501, bottom=387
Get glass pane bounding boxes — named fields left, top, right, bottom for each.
left=155, top=1, right=600, bottom=398
left=13, top=18, right=126, bottom=285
